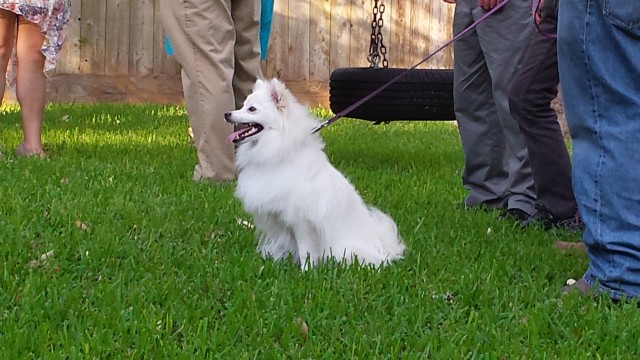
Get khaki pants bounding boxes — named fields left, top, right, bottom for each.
left=161, top=0, right=261, bottom=181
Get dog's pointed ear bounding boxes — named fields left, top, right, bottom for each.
left=253, top=78, right=266, bottom=93
left=268, top=79, right=288, bottom=112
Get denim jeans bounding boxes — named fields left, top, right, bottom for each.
left=558, top=0, right=640, bottom=299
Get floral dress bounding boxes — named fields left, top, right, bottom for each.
left=0, top=0, right=71, bottom=85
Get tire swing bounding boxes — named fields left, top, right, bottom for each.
left=329, top=0, right=455, bottom=124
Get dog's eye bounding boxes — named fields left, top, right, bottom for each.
left=248, top=106, right=257, bottom=113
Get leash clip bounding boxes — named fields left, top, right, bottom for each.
left=311, top=121, right=328, bottom=134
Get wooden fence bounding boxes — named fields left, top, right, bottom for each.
left=44, top=0, right=454, bottom=105
left=264, top=0, right=454, bottom=80
left=56, top=0, right=178, bottom=76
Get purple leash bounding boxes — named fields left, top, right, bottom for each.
left=312, top=0, right=512, bottom=134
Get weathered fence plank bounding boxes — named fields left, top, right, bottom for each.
left=288, top=0, right=311, bottom=80
left=129, top=0, right=154, bottom=75
left=269, top=0, right=288, bottom=78
left=428, top=1, right=454, bottom=68
left=329, top=0, right=352, bottom=72
left=79, top=0, right=106, bottom=74
left=348, top=0, right=371, bottom=68
left=105, top=0, right=130, bottom=74
left=56, top=0, right=81, bottom=73
left=308, top=0, right=331, bottom=81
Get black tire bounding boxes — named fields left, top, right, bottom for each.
left=329, top=67, right=455, bottom=122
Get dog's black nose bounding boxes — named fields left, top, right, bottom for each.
left=224, top=112, right=232, bottom=121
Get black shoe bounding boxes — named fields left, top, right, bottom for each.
left=460, top=200, right=505, bottom=212
left=556, top=211, right=585, bottom=233
left=521, top=206, right=585, bottom=233
left=520, top=205, right=556, bottom=229
left=499, top=208, right=531, bottom=222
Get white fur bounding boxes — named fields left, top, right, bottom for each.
left=226, top=78, right=405, bottom=270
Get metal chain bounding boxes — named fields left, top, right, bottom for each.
left=367, top=0, right=388, bottom=68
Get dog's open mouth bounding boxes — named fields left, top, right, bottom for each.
left=226, top=123, right=264, bottom=144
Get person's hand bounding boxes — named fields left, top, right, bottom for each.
left=442, top=0, right=456, bottom=3
left=478, top=0, right=505, bottom=10
left=535, top=0, right=544, bottom=24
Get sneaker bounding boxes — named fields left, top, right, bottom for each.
left=520, top=205, right=555, bottom=229
left=499, top=208, right=531, bottom=222
left=460, top=197, right=506, bottom=212
left=557, top=211, right=585, bottom=233
left=521, top=205, right=584, bottom=233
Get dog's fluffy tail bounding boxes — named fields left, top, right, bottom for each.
left=369, top=207, right=405, bottom=262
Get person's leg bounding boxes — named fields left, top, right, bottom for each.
left=0, top=9, right=16, bottom=104
left=558, top=0, right=640, bottom=299
left=452, top=0, right=508, bottom=210
left=509, top=0, right=577, bottom=220
left=0, top=10, right=15, bottom=159
left=231, top=0, right=261, bottom=108
left=15, top=17, right=46, bottom=157
left=476, top=0, right=536, bottom=215
left=161, top=0, right=236, bottom=181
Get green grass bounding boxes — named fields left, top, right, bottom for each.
left=1, top=103, right=639, bottom=358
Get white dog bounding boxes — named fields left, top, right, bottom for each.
left=224, top=78, right=405, bottom=270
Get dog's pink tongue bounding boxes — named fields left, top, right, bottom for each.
left=226, top=128, right=250, bottom=144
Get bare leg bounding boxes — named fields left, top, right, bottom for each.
left=0, top=10, right=17, bottom=158
left=0, top=10, right=16, bottom=102
left=15, top=17, right=46, bottom=157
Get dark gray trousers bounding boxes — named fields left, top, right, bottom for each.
left=509, top=0, right=578, bottom=219
left=453, top=0, right=536, bottom=214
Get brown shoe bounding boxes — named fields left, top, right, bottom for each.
left=562, top=278, right=639, bottom=305
left=554, top=241, right=586, bottom=254
left=562, top=278, right=592, bottom=296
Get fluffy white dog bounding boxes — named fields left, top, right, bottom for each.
left=224, top=78, right=405, bottom=270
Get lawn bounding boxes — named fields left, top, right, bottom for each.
left=1, top=103, right=638, bottom=358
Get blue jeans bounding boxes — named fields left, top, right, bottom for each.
left=558, top=0, right=640, bottom=299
